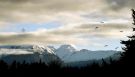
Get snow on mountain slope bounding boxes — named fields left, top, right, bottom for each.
left=32, top=45, right=55, bottom=54
left=57, top=44, right=76, bottom=52
left=55, top=44, right=76, bottom=60
left=0, top=44, right=121, bottom=64
left=55, top=45, right=121, bottom=62
left=0, top=45, right=60, bottom=64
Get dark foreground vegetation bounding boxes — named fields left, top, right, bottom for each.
left=0, top=9, right=135, bottom=76
left=0, top=57, right=133, bottom=76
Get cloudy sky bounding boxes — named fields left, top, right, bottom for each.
left=0, top=0, right=135, bottom=50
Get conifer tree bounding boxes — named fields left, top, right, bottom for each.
left=120, top=9, right=135, bottom=66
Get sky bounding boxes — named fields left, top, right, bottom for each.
left=0, top=0, right=135, bottom=50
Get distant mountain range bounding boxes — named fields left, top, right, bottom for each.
left=0, top=44, right=121, bottom=66
left=55, top=45, right=121, bottom=62
left=0, top=45, right=60, bottom=64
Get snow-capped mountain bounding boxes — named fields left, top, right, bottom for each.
left=0, top=44, right=121, bottom=64
left=32, top=45, right=55, bottom=54
left=55, top=45, right=121, bottom=63
left=55, top=45, right=76, bottom=60
left=0, top=45, right=60, bottom=64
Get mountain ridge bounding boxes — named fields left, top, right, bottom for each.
left=0, top=44, right=121, bottom=64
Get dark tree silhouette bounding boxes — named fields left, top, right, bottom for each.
left=0, top=60, right=8, bottom=71
left=131, top=9, right=135, bottom=25
left=118, top=9, right=135, bottom=72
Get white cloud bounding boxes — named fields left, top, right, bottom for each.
left=0, top=0, right=134, bottom=50
left=0, top=0, right=132, bottom=28
left=0, top=23, right=132, bottom=46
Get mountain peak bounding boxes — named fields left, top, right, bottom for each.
left=58, top=44, right=76, bottom=52
left=32, top=45, right=55, bottom=54
left=47, top=46, right=56, bottom=51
